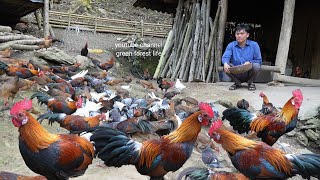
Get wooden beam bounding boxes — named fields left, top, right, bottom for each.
left=275, top=0, right=296, bottom=74
left=274, top=74, right=320, bottom=86
left=216, top=0, right=228, bottom=82
left=43, top=0, right=50, bottom=37
left=217, top=65, right=281, bottom=72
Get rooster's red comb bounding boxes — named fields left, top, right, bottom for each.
left=292, top=89, right=303, bottom=101
left=199, top=102, right=214, bottom=118
left=259, top=92, right=265, bottom=97
left=208, top=119, right=223, bottom=136
left=10, top=98, right=33, bottom=115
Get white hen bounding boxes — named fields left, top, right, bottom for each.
left=73, top=100, right=103, bottom=117
left=70, top=69, right=88, bottom=80
left=175, top=79, right=186, bottom=92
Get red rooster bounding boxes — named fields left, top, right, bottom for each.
left=37, top=113, right=106, bottom=133
left=82, top=102, right=214, bottom=179
left=208, top=119, right=320, bottom=179
left=0, top=61, right=39, bottom=78
left=31, top=92, right=82, bottom=115
left=10, top=99, right=94, bottom=180
left=222, top=89, right=303, bottom=146
left=92, top=56, right=116, bottom=71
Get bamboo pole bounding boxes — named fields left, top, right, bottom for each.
left=43, top=0, right=50, bottom=37
left=205, top=0, right=211, bottom=51
left=205, top=3, right=221, bottom=82
left=274, top=0, right=296, bottom=74
left=215, top=0, right=228, bottom=82
left=188, top=3, right=201, bottom=82
left=154, top=30, right=174, bottom=79
left=35, top=9, right=42, bottom=29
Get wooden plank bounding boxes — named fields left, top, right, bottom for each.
left=274, top=74, right=320, bottom=86
left=217, top=65, right=281, bottom=72
left=274, top=0, right=296, bottom=74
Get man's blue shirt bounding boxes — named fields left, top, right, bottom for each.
left=222, top=40, right=262, bottom=66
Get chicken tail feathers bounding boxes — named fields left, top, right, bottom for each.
left=286, top=153, right=320, bottom=179
left=85, top=127, right=141, bottom=167
left=30, top=92, right=51, bottom=106
left=177, top=167, right=209, bottom=180
left=222, top=107, right=255, bottom=134
left=37, top=112, right=66, bottom=125
left=0, top=61, right=9, bottom=71
left=137, top=119, right=155, bottom=134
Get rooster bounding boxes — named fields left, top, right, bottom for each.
left=0, top=61, right=39, bottom=78
left=222, top=89, right=303, bottom=146
left=92, top=56, right=116, bottom=71
left=157, top=77, right=174, bottom=92
left=37, top=113, right=107, bottom=133
left=208, top=119, right=320, bottom=179
left=81, top=42, right=88, bottom=56
left=259, top=92, right=278, bottom=115
left=82, top=103, right=214, bottom=179
left=31, top=92, right=82, bottom=115
left=177, top=167, right=249, bottom=180
left=10, top=99, right=94, bottom=180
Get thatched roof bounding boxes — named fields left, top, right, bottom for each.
left=0, top=0, right=43, bottom=25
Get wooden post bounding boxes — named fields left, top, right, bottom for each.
left=141, top=20, right=144, bottom=37
left=35, top=9, right=42, bottom=29
left=274, top=0, right=296, bottom=74
left=43, top=0, right=50, bottom=37
left=94, top=14, right=98, bottom=35
left=215, top=0, right=228, bottom=82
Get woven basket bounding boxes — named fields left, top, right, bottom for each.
left=229, top=63, right=253, bottom=74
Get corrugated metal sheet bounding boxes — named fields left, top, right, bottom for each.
left=0, top=0, right=43, bottom=25
left=133, top=0, right=178, bottom=14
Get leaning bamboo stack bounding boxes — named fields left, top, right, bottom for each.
left=155, top=0, right=222, bottom=83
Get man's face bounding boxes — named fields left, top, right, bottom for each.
left=235, top=29, right=249, bottom=44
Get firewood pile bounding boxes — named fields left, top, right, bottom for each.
left=0, top=25, right=49, bottom=51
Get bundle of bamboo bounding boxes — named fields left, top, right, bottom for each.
left=154, top=0, right=226, bottom=83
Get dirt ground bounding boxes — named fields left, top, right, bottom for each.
left=0, top=80, right=319, bottom=180
left=1, top=2, right=320, bottom=177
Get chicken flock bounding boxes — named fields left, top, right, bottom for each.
left=0, top=42, right=319, bottom=180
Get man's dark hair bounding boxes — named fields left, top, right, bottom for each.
left=235, top=23, right=251, bottom=33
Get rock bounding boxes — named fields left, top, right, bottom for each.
left=297, top=148, right=313, bottom=154
left=75, top=55, right=94, bottom=69
left=285, top=130, right=297, bottom=137
left=305, top=129, right=319, bottom=141
left=35, top=47, right=75, bottom=65
left=295, top=131, right=309, bottom=146
left=214, top=99, right=234, bottom=109
left=98, top=8, right=107, bottom=15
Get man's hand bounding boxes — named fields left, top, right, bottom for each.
left=224, top=63, right=230, bottom=73
left=244, top=61, right=251, bottom=65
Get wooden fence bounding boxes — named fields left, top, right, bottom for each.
left=49, top=10, right=172, bottom=38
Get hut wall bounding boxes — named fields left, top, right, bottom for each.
left=290, top=0, right=320, bottom=79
